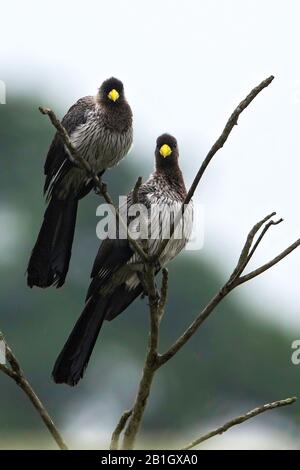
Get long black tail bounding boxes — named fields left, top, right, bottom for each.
left=52, top=283, right=143, bottom=386
left=52, top=295, right=107, bottom=386
left=27, top=195, right=78, bottom=288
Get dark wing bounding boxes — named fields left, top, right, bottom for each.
left=86, top=190, right=139, bottom=301
left=86, top=239, right=133, bottom=301
left=44, top=96, right=95, bottom=196
left=86, top=179, right=158, bottom=302
left=85, top=180, right=164, bottom=321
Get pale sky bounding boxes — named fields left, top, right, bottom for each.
left=1, top=0, right=300, bottom=329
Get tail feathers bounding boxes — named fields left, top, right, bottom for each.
left=105, top=283, right=143, bottom=321
left=52, top=283, right=143, bottom=386
left=52, top=296, right=107, bottom=386
left=27, top=196, right=78, bottom=288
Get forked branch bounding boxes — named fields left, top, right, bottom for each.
left=158, top=212, right=300, bottom=366
left=0, top=333, right=68, bottom=450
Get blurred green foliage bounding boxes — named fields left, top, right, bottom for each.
left=0, top=97, right=299, bottom=448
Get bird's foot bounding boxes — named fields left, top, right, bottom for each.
left=94, top=178, right=107, bottom=195
left=94, top=185, right=102, bottom=195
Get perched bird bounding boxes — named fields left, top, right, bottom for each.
left=52, top=134, right=193, bottom=386
left=27, top=77, right=133, bottom=288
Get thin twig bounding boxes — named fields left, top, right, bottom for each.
left=238, top=237, right=300, bottom=285
left=132, top=176, right=143, bottom=205
left=39, top=107, right=148, bottom=263
left=110, top=409, right=132, bottom=450
left=229, top=212, right=276, bottom=282
left=0, top=334, right=68, bottom=450
left=246, top=218, right=283, bottom=265
left=153, top=75, right=274, bottom=262
left=181, top=397, right=297, bottom=449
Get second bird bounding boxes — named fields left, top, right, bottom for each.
left=52, top=134, right=193, bottom=386
left=27, top=77, right=133, bottom=289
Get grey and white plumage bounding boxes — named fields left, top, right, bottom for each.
left=111, top=173, right=193, bottom=292
left=52, top=134, right=193, bottom=386
left=27, top=77, right=133, bottom=288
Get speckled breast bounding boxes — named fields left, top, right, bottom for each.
left=70, top=112, right=133, bottom=173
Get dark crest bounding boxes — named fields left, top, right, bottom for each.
left=155, top=133, right=179, bottom=169
left=98, top=77, right=125, bottom=104
left=156, top=133, right=178, bottom=150
left=155, top=133, right=186, bottom=196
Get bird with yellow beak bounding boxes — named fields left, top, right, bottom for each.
left=159, top=143, right=172, bottom=158
left=108, top=88, right=120, bottom=102
left=52, top=133, right=194, bottom=386
left=27, top=77, right=133, bottom=289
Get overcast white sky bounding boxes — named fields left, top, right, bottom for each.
left=1, top=0, right=300, bottom=330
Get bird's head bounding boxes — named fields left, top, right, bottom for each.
left=155, top=134, right=179, bottom=169
left=98, top=77, right=124, bottom=105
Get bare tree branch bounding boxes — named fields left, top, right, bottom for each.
left=181, top=397, right=297, bottom=450
left=153, top=75, right=274, bottom=262
left=157, top=214, right=300, bottom=367
left=228, top=212, right=277, bottom=281
left=238, top=237, right=300, bottom=285
left=246, top=218, right=283, bottom=264
left=110, top=409, right=132, bottom=450
left=0, top=334, right=68, bottom=450
left=39, top=107, right=148, bottom=263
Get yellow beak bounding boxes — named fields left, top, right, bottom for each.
left=159, top=144, right=172, bottom=158
left=108, top=89, right=120, bottom=102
